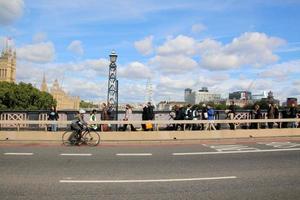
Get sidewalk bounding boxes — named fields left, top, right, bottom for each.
left=1, top=129, right=300, bottom=146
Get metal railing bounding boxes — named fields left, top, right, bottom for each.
left=0, top=118, right=299, bottom=132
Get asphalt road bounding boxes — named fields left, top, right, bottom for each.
left=1, top=140, right=300, bottom=200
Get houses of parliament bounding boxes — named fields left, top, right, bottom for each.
left=0, top=46, right=16, bottom=83
left=0, top=45, right=80, bottom=110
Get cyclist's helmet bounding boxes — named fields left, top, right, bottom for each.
left=79, top=109, right=86, bottom=114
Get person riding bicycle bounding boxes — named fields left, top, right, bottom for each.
left=70, top=109, right=88, bottom=144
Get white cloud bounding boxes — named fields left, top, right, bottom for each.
left=199, top=32, right=286, bottom=70
left=191, top=23, right=207, bottom=34
left=63, top=78, right=107, bottom=100
left=259, top=59, right=300, bottom=80
left=195, top=73, right=230, bottom=88
left=33, top=32, right=47, bottom=43
left=157, top=35, right=199, bottom=56
left=119, top=62, right=153, bottom=79
left=16, top=58, right=110, bottom=101
left=152, top=32, right=285, bottom=72
left=80, top=58, right=109, bottom=71
left=119, top=82, right=147, bottom=103
left=134, top=36, right=154, bottom=56
left=17, top=42, right=56, bottom=63
left=201, top=53, right=240, bottom=70
left=0, top=0, right=24, bottom=25
left=158, top=75, right=196, bottom=89
left=67, top=40, right=84, bottom=56
left=150, top=54, right=198, bottom=74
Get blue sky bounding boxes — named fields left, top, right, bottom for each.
left=0, top=0, right=300, bottom=104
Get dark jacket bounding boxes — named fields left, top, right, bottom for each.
left=254, top=109, right=262, bottom=119
left=48, top=110, right=59, bottom=121
left=267, top=106, right=275, bottom=119
left=289, top=107, right=298, bottom=118
left=274, top=107, right=279, bottom=119
left=228, top=105, right=236, bottom=115
left=142, top=106, right=148, bottom=120
left=201, top=107, right=208, bottom=119
left=147, top=105, right=155, bottom=120
left=175, top=107, right=185, bottom=120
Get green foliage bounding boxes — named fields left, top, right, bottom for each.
left=80, top=100, right=97, bottom=108
left=0, top=82, right=56, bottom=110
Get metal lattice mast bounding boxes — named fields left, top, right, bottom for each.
left=146, top=78, right=155, bottom=105
left=107, top=51, right=118, bottom=122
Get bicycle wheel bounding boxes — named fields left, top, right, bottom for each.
left=62, top=130, right=77, bottom=146
left=84, top=130, right=100, bottom=146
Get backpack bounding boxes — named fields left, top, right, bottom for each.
left=70, top=120, right=83, bottom=131
left=192, top=110, right=199, bottom=119
left=186, top=108, right=193, bottom=120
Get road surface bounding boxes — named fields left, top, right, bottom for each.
left=1, top=139, right=300, bottom=199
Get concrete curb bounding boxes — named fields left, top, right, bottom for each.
left=1, top=129, right=300, bottom=143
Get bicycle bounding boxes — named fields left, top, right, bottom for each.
left=62, top=127, right=100, bottom=146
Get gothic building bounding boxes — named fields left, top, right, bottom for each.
left=0, top=47, right=16, bottom=83
left=41, top=76, right=80, bottom=110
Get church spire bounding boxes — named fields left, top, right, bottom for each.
left=40, top=73, right=48, bottom=92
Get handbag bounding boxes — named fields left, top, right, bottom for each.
left=146, top=123, right=153, bottom=129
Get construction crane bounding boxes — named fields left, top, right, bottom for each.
left=244, top=73, right=260, bottom=105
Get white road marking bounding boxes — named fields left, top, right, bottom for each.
left=258, top=142, right=300, bottom=149
left=116, top=153, right=152, bottom=156
left=60, top=176, right=237, bottom=183
left=209, top=144, right=259, bottom=152
left=172, top=148, right=300, bottom=156
left=4, top=153, right=34, bottom=156
left=60, top=154, right=92, bottom=156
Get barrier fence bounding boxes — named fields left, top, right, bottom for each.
left=0, top=118, right=299, bottom=132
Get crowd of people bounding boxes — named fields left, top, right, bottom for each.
left=47, top=102, right=300, bottom=132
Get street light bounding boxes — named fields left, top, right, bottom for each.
left=109, top=50, right=118, bottom=63
left=107, top=50, right=119, bottom=131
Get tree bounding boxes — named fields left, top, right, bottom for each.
left=0, top=82, right=56, bottom=110
left=80, top=100, right=97, bottom=109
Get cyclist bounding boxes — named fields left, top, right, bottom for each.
left=70, top=109, right=88, bottom=144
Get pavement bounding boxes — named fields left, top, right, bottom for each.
left=1, top=139, right=300, bottom=200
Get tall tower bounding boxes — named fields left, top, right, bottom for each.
left=146, top=78, right=154, bottom=105
left=184, top=88, right=192, bottom=102
left=40, top=73, right=48, bottom=92
left=107, top=50, right=119, bottom=123
left=0, top=38, right=16, bottom=83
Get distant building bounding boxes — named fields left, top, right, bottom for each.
left=0, top=47, right=16, bottom=83
left=40, top=74, right=48, bottom=92
left=229, top=91, right=252, bottom=100
left=252, top=91, right=268, bottom=101
left=287, top=98, right=297, bottom=107
left=40, top=76, right=80, bottom=110
left=185, top=87, right=221, bottom=105
left=157, top=101, right=186, bottom=111
left=261, top=91, right=280, bottom=105
left=226, top=99, right=253, bottom=108
left=184, top=88, right=192, bottom=103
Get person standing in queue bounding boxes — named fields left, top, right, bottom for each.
left=123, top=104, right=136, bottom=131
left=267, top=103, right=275, bottom=129
left=289, top=103, right=298, bottom=128
left=201, top=104, right=208, bottom=130
left=101, top=103, right=110, bottom=131
left=89, top=109, right=98, bottom=130
left=227, top=101, right=236, bottom=130
left=142, top=104, right=148, bottom=131
left=48, top=106, right=59, bottom=132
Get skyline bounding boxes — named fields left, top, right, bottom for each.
left=0, top=0, right=300, bottom=103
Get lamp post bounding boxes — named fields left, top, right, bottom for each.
left=107, top=50, right=119, bottom=130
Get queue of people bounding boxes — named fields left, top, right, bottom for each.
left=47, top=102, right=299, bottom=132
